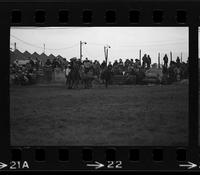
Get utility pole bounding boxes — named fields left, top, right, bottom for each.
left=104, top=45, right=111, bottom=65
left=43, top=43, right=45, bottom=54
left=170, top=51, right=172, bottom=62
left=158, top=52, right=160, bottom=68
left=104, top=45, right=111, bottom=88
left=80, top=41, right=87, bottom=60
left=181, top=52, right=182, bottom=62
left=104, top=46, right=106, bottom=64
left=14, top=42, right=16, bottom=51
left=139, top=49, right=141, bottom=65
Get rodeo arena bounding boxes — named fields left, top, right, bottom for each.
left=10, top=40, right=188, bottom=146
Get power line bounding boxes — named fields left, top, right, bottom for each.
left=45, top=43, right=79, bottom=51
left=11, top=35, right=43, bottom=49
left=10, top=35, right=79, bottom=51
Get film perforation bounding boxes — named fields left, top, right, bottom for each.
left=9, top=9, right=191, bottom=25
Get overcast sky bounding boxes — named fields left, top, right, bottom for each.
left=10, top=27, right=188, bottom=64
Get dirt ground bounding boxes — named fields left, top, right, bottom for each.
left=10, top=83, right=188, bottom=146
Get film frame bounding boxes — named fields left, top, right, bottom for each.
left=0, top=0, right=199, bottom=172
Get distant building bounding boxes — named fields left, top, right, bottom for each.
left=10, top=49, right=65, bottom=66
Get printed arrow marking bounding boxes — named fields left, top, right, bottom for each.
left=0, top=162, right=7, bottom=170
left=87, top=161, right=104, bottom=169
left=179, top=161, right=197, bottom=169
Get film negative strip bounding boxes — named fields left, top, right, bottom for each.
left=0, top=0, right=199, bottom=172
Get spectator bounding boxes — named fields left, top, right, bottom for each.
left=108, top=62, right=112, bottom=71
left=101, top=60, right=107, bottom=70
left=142, top=54, right=148, bottom=68
left=176, top=56, right=181, bottom=67
left=163, top=54, right=168, bottom=68
left=44, top=59, right=53, bottom=82
left=147, top=55, right=151, bottom=69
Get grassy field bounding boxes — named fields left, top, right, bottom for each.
left=10, top=83, right=188, bottom=146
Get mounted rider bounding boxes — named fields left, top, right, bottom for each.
left=83, top=57, right=91, bottom=74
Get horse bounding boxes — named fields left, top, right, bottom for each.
left=79, top=66, right=96, bottom=89
left=66, top=62, right=80, bottom=89
left=100, top=67, right=112, bottom=88
left=64, top=67, right=71, bottom=85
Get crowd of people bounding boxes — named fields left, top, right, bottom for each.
left=10, top=57, right=67, bottom=85
left=10, top=59, right=38, bottom=85
left=10, top=53, right=188, bottom=86
left=64, top=54, right=188, bottom=84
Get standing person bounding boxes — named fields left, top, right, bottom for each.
left=29, top=58, right=34, bottom=68
left=101, top=60, right=107, bottom=70
left=83, top=58, right=90, bottom=73
left=147, top=55, right=151, bottom=69
left=108, top=61, right=112, bottom=71
left=35, top=58, right=39, bottom=71
left=163, top=54, right=168, bottom=68
left=142, top=54, right=147, bottom=68
left=113, top=60, right=118, bottom=67
left=44, top=59, right=53, bottom=82
left=119, top=59, right=124, bottom=75
left=176, top=56, right=181, bottom=66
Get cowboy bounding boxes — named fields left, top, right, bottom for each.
left=83, top=58, right=91, bottom=73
